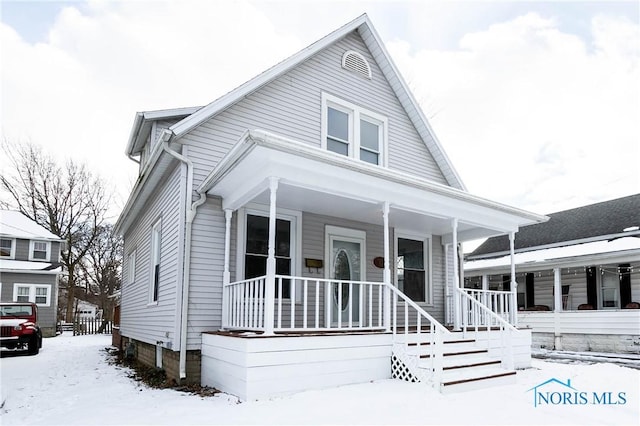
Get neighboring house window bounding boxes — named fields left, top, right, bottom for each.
left=244, top=214, right=292, bottom=298
left=13, top=284, right=51, bottom=306
left=321, top=93, right=387, bottom=166
left=128, top=250, right=136, bottom=286
left=150, top=220, right=161, bottom=303
left=29, top=241, right=50, bottom=261
left=396, top=236, right=431, bottom=303
left=1, top=238, right=15, bottom=258
left=600, top=271, right=619, bottom=309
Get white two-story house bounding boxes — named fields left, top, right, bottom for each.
left=115, top=14, right=547, bottom=400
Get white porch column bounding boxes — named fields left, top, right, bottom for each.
left=264, top=177, right=279, bottom=335
left=482, top=274, right=489, bottom=290
left=509, top=232, right=518, bottom=326
left=482, top=274, right=489, bottom=309
left=452, top=218, right=461, bottom=330
left=221, top=209, right=233, bottom=329
left=382, top=201, right=391, bottom=332
left=553, top=267, right=562, bottom=350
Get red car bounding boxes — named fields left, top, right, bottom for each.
left=0, top=302, right=42, bottom=355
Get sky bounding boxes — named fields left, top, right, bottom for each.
left=1, top=0, right=639, bottom=221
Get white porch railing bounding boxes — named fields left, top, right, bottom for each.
left=457, top=288, right=516, bottom=369
left=224, top=275, right=390, bottom=332
left=223, top=277, right=520, bottom=382
left=461, top=289, right=514, bottom=324
left=223, top=275, right=451, bottom=385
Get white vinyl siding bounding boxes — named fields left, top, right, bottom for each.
left=120, top=165, right=183, bottom=349
left=182, top=30, right=448, bottom=199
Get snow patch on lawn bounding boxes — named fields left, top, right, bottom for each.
left=1, top=333, right=638, bottom=425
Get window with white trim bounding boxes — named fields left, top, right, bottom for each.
left=322, top=93, right=387, bottom=166
left=0, top=238, right=15, bottom=258
left=244, top=214, right=292, bottom=298
left=13, top=284, right=51, bottom=306
left=395, top=235, right=431, bottom=304
left=150, top=220, right=161, bottom=303
left=29, top=240, right=50, bottom=261
left=128, top=250, right=136, bottom=286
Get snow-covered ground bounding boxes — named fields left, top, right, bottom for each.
left=1, top=333, right=638, bottom=425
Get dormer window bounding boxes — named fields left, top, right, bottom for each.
left=0, top=238, right=15, bottom=258
left=29, top=241, right=50, bottom=261
left=321, top=93, right=387, bottom=166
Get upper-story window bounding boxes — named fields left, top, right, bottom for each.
left=0, top=238, right=15, bottom=258
left=321, top=93, right=388, bottom=166
left=29, top=241, right=51, bottom=261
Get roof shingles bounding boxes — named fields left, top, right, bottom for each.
left=469, top=194, right=640, bottom=258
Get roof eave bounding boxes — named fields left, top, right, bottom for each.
left=169, top=14, right=370, bottom=139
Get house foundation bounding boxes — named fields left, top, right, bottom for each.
left=122, top=337, right=201, bottom=384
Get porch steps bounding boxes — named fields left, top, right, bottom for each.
left=395, top=335, right=517, bottom=393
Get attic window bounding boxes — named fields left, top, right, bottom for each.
left=341, top=50, right=372, bottom=79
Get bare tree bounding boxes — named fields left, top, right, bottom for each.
left=1, top=141, right=110, bottom=322
left=78, top=223, right=122, bottom=321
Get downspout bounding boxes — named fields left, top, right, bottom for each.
left=160, top=130, right=207, bottom=381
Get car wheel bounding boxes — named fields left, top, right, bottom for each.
left=28, top=336, right=40, bottom=355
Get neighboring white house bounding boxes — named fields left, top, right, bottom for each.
left=0, top=210, right=64, bottom=337
left=74, top=300, right=102, bottom=320
left=465, top=194, right=640, bottom=354
left=115, top=14, right=547, bottom=399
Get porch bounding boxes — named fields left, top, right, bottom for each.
left=196, top=130, right=544, bottom=399
left=200, top=272, right=532, bottom=399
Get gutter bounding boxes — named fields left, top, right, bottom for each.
left=159, top=130, right=207, bottom=381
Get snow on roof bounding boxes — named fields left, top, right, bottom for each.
left=0, top=210, right=63, bottom=241
left=0, top=259, right=62, bottom=273
left=465, top=237, right=640, bottom=271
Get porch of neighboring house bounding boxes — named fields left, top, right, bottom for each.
left=464, top=262, right=640, bottom=354
left=197, top=131, right=542, bottom=400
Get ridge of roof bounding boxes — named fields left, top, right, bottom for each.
left=164, top=13, right=465, bottom=190
left=468, top=193, right=640, bottom=258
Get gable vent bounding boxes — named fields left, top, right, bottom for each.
left=341, top=50, right=372, bottom=80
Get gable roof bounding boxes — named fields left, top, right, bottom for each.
left=126, top=106, right=202, bottom=156
left=468, top=194, right=640, bottom=259
left=161, top=14, right=466, bottom=190
left=0, top=210, right=64, bottom=241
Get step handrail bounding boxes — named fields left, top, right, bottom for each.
left=386, top=283, right=450, bottom=384
left=457, top=288, right=516, bottom=369
left=457, top=288, right=518, bottom=332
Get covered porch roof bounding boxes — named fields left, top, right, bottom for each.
left=198, top=130, right=547, bottom=243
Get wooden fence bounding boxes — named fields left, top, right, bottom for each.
left=72, top=318, right=113, bottom=336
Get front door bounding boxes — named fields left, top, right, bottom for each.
left=325, top=226, right=365, bottom=326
